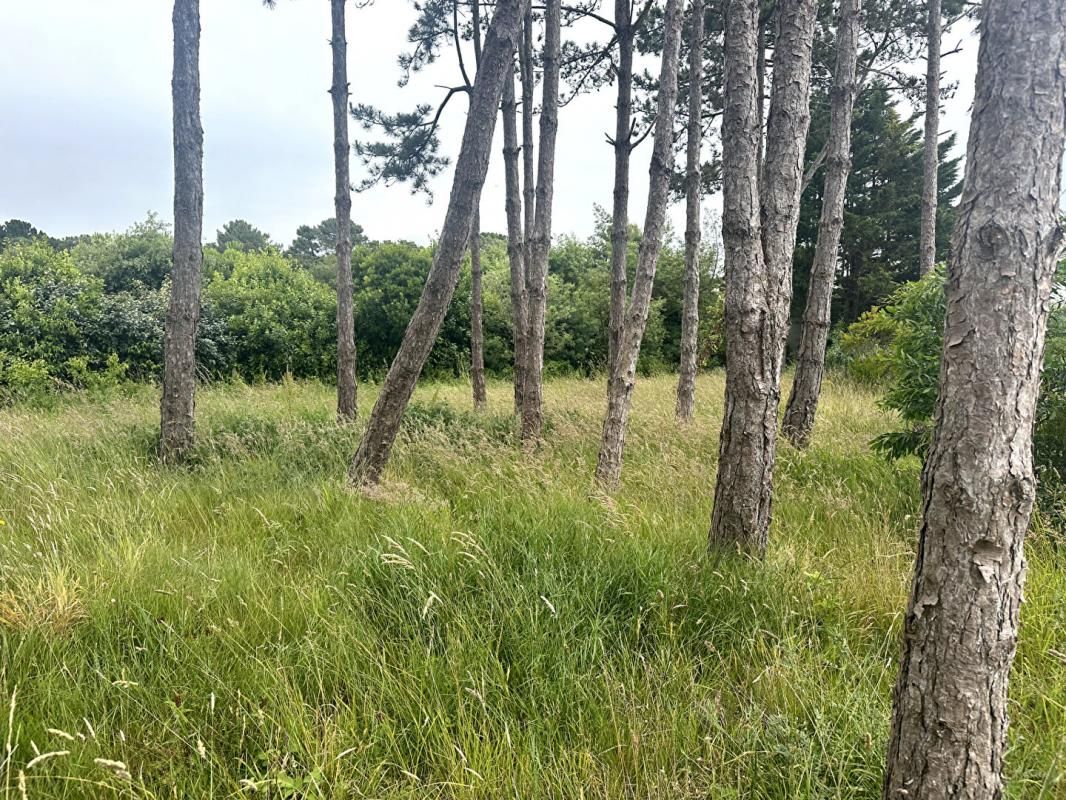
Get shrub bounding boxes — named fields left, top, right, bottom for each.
left=71, top=214, right=173, bottom=292
left=838, top=266, right=1066, bottom=526
left=203, top=249, right=337, bottom=381
left=0, top=240, right=108, bottom=381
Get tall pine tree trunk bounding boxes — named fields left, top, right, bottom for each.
left=160, top=0, right=204, bottom=464
left=471, top=0, right=488, bottom=409
left=607, top=0, right=635, bottom=378
left=708, top=0, right=816, bottom=554
left=675, top=0, right=704, bottom=423
left=918, top=0, right=940, bottom=278
left=348, top=0, right=528, bottom=486
left=331, top=0, right=358, bottom=423
left=595, top=0, right=684, bottom=487
left=518, top=4, right=536, bottom=413
left=758, top=0, right=817, bottom=424
left=882, top=0, right=1066, bottom=794
left=780, top=0, right=859, bottom=449
left=469, top=0, right=487, bottom=410
left=470, top=212, right=487, bottom=408
left=520, top=0, right=561, bottom=442
left=502, top=67, right=528, bottom=414
left=709, top=0, right=764, bottom=547
left=520, top=5, right=535, bottom=302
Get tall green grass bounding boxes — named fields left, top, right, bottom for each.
left=0, top=374, right=1063, bottom=798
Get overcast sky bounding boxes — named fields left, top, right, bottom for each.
left=0, top=2, right=978, bottom=247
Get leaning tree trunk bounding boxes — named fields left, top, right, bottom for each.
left=780, top=0, right=859, bottom=449
left=520, top=0, right=561, bottom=442
left=331, top=0, right=358, bottom=423
left=757, top=0, right=818, bottom=427
left=594, top=0, right=683, bottom=488
left=918, top=0, right=940, bottom=278
left=675, top=0, right=704, bottom=423
left=469, top=0, right=487, bottom=410
left=502, top=68, right=527, bottom=414
left=708, top=0, right=816, bottom=554
left=607, top=0, right=635, bottom=378
left=882, top=0, right=1066, bottom=795
left=160, top=0, right=204, bottom=464
left=348, top=0, right=528, bottom=486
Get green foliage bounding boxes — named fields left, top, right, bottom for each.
left=837, top=267, right=1066, bottom=524
left=71, top=213, right=173, bottom=292
left=203, top=249, right=338, bottom=381
left=0, top=214, right=725, bottom=398
left=213, top=219, right=274, bottom=253
left=0, top=240, right=108, bottom=392
left=287, top=217, right=368, bottom=269
left=0, top=219, right=46, bottom=250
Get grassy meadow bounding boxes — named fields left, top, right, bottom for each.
left=0, top=373, right=1064, bottom=798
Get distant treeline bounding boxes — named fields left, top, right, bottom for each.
left=0, top=212, right=725, bottom=399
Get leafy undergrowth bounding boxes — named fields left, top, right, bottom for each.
left=0, top=374, right=1063, bottom=798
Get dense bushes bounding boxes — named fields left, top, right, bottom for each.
left=0, top=215, right=725, bottom=401
left=834, top=267, right=1066, bottom=526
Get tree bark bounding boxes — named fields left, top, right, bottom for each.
left=520, top=4, right=535, bottom=300
left=348, top=0, right=528, bottom=486
left=707, top=0, right=770, bottom=553
left=607, top=0, right=635, bottom=379
left=675, top=0, right=704, bottom=423
left=882, top=0, right=1066, bottom=795
left=780, top=0, right=859, bottom=449
left=918, top=0, right=940, bottom=278
left=594, top=0, right=684, bottom=488
left=331, top=0, right=358, bottom=423
left=755, top=15, right=765, bottom=185
left=160, top=0, right=204, bottom=464
left=470, top=211, right=487, bottom=409
left=469, top=0, right=487, bottom=410
left=519, top=4, right=536, bottom=413
left=520, top=0, right=561, bottom=443
left=502, top=66, right=528, bottom=414
left=751, top=0, right=818, bottom=453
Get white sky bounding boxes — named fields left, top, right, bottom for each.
left=0, top=1, right=977, bottom=246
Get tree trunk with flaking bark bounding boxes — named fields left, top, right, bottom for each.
left=882, top=1, right=1066, bottom=795
left=502, top=67, right=528, bottom=414
left=331, top=0, right=358, bottom=423
left=675, top=0, right=704, bottom=423
left=469, top=0, right=487, bottom=410
left=160, top=0, right=204, bottom=464
left=780, top=0, right=859, bottom=449
left=594, top=0, right=683, bottom=487
left=759, top=0, right=818, bottom=406
left=348, top=0, right=528, bottom=486
left=520, top=0, right=560, bottom=443
left=918, top=0, right=940, bottom=278
left=607, top=0, right=635, bottom=379
left=707, top=0, right=770, bottom=553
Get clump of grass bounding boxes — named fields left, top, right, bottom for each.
left=0, top=374, right=1063, bottom=798
left=0, top=568, right=86, bottom=635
